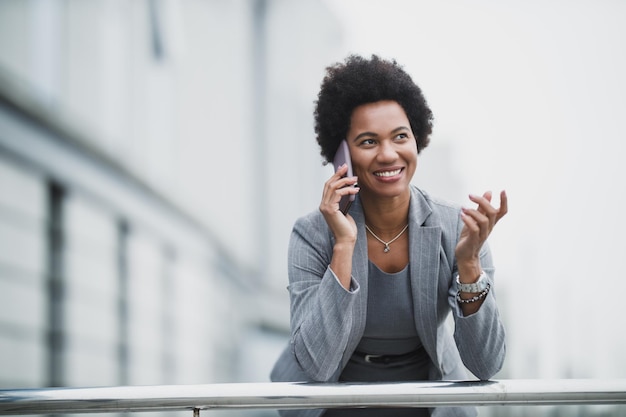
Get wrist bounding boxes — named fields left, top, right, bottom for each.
left=456, top=270, right=489, bottom=293
left=331, top=242, right=355, bottom=291
left=333, top=239, right=356, bottom=251
left=331, top=241, right=355, bottom=268
left=456, top=259, right=481, bottom=284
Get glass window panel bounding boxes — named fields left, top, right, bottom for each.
left=65, top=290, right=118, bottom=345
left=0, top=216, right=45, bottom=275
left=63, top=192, right=120, bottom=386
left=0, top=336, right=45, bottom=388
left=0, top=276, right=45, bottom=328
left=171, top=257, right=217, bottom=383
left=0, top=155, right=46, bottom=220
left=0, top=156, right=47, bottom=389
left=65, top=193, right=117, bottom=250
left=65, top=338, right=118, bottom=386
left=64, top=192, right=118, bottom=301
left=126, top=231, right=165, bottom=384
left=65, top=248, right=118, bottom=297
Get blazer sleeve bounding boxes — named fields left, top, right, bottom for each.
left=286, top=213, right=360, bottom=382
left=450, top=235, right=506, bottom=380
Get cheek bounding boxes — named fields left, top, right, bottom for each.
left=406, top=154, right=418, bottom=176
left=352, top=163, right=367, bottom=179
left=348, top=155, right=367, bottom=177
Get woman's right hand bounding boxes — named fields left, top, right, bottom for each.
left=319, top=164, right=359, bottom=245
left=319, top=164, right=359, bottom=289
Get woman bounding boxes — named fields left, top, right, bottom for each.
left=270, top=55, right=508, bottom=417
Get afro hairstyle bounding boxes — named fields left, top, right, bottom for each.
left=314, top=54, right=434, bottom=163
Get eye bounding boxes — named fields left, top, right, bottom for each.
left=359, top=138, right=376, bottom=146
left=394, top=132, right=410, bottom=141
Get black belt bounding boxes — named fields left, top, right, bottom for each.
left=353, top=348, right=423, bottom=365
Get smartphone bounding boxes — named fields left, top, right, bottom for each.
left=332, top=140, right=356, bottom=214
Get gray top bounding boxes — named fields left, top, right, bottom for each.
left=339, top=261, right=430, bottom=384
left=328, top=262, right=431, bottom=416
left=356, top=261, right=420, bottom=355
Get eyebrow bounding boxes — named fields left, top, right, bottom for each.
left=351, top=126, right=411, bottom=142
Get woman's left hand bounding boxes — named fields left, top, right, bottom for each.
left=455, top=190, right=508, bottom=265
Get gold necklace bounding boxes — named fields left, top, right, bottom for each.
left=364, top=223, right=409, bottom=253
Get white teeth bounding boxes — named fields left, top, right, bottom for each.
left=375, top=169, right=401, bottom=177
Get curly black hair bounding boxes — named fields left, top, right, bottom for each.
left=314, top=54, right=433, bottom=163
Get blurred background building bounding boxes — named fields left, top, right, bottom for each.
left=1, top=1, right=626, bottom=417
left=0, top=1, right=340, bottom=416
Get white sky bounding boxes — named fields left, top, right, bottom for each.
left=323, top=0, right=626, bottom=378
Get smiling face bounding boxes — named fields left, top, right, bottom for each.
left=347, top=100, right=418, bottom=202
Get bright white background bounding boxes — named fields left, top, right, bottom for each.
left=324, top=0, right=626, bottom=379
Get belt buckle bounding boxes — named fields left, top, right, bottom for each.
left=364, top=354, right=383, bottom=363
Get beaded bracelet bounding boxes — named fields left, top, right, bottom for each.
left=456, top=283, right=491, bottom=304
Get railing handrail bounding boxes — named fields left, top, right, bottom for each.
left=1, top=379, right=626, bottom=415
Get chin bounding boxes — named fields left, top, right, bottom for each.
left=374, top=185, right=411, bottom=199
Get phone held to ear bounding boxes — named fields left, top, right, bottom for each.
left=332, top=140, right=356, bottom=215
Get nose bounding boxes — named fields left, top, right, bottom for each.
left=376, top=140, right=398, bottom=163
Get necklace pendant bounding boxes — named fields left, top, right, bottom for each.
left=365, top=223, right=408, bottom=255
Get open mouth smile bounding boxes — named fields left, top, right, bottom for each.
left=374, top=168, right=403, bottom=177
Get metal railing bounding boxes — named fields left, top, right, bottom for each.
left=1, top=379, right=626, bottom=415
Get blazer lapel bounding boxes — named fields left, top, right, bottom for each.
left=408, top=188, right=441, bottom=364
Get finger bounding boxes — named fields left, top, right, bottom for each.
left=329, top=177, right=358, bottom=199
left=460, top=209, right=479, bottom=232
left=323, top=169, right=356, bottom=198
left=332, top=163, right=349, bottom=179
left=323, top=166, right=347, bottom=195
left=464, top=190, right=508, bottom=239
left=336, top=175, right=359, bottom=188
left=468, top=192, right=498, bottom=222
left=321, top=175, right=358, bottom=213
left=495, top=190, right=508, bottom=222
left=333, top=183, right=360, bottom=202
left=461, top=207, right=490, bottom=240
left=469, top=192, right=492, bottom=211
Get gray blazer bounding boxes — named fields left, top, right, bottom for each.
left=270, top=186, right=506, bottom=417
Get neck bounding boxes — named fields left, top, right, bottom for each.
left=360, top=188, right=411, bottom=233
